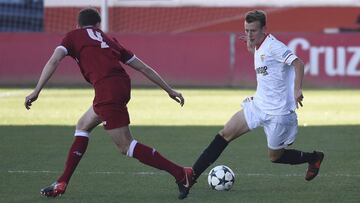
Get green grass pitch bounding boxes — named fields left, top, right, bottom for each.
left=1, top=88, right=359, bottom=203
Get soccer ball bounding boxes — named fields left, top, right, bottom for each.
left=208, top=165, right=235, bottom=191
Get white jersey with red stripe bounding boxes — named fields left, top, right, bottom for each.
left=253, top=34, right=298, bottom=115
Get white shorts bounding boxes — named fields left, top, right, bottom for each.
left=242, top=98, right=298, bottom=150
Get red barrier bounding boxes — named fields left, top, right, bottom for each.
left=0, top=33, right=84, bottom=85
left=44, top=7, right=360, bottom=33
left=121, top=33, right=231, bottom=86
left=232, top=33, right=360, bottom=87
left=1, top=33, right=359, bottom=87
left=0, top=33, right=231, bottom=86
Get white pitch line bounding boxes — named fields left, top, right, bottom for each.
left=7, top=170, right=59, bottom=174
left=5, top=170, right=360, bottom=178
left=6, top=170, right=158, bottom=175
left=0, top=91, right=24, bottom=98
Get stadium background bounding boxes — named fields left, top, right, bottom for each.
left=1, top=1, right=360, bottom=202
left=1, top=0, right=360, bottom=87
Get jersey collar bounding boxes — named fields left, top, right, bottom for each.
left=82, top=25, right=95, bottom=29
left=255, top=33, right=269, bottom=50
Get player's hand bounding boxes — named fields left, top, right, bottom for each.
left=25, top=91, right=39, bottom=110
left=239, top=35, right=255, bottom=53
left=168, top=90, right=184, bottom=107
left=294, top=89, right=304, bottom=108
left=238, top=34, right=247, bottom=42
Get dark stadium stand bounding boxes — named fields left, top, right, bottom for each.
left=0, top=0, right=43, bottom=32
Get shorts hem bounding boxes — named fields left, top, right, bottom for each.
left=103, top=121, right=130, bottom=130
left=267, top=144, right=288, bottom=150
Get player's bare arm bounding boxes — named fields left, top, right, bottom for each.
left=237, top=34, right=255, bottom=53
left=246, top=36, right=255, bottom=54
left=25, top=47, right=67, bottom=110
left=244, top=29, right=255, bottom=54
left=292, top=58, right=305, bottom=108
left=128, top=57, right=184, bottom=106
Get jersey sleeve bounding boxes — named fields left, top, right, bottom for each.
left=110, top=38, right=136, bottom=64
left=270, top=42, right=297, bottom=66
left=60, top=32, right=74, bottom=57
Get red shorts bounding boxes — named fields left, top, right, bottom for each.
left=93, top=76, right=131, bottom=130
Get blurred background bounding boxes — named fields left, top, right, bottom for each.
left=1, top=2, right=359, bottom=202
left=1, top=0, right=360, bottom=87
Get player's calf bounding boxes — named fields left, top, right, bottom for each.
left=270, top=149, right=313, bottom=165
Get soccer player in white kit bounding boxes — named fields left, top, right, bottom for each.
left=178, top=10, right=325, bottom=200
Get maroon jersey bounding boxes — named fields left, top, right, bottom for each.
left=60, top=27, right=134, bottom=127
left=60, top=27, right=134, bottom=85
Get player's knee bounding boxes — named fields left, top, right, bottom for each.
left=270, top=156, right=281, bottom=163
left=269, top=153, right=283, bottom=163
left=117, top=147, right=128, bottom=155
left=116, top=143, right=129, bottom=155
left=120, top=148, right=128, bottom=155
left=219, top=130, right=233, bottom=142
left=76, top=119, right=87, bottom=131
left=74, top=130, right=90, bottom=138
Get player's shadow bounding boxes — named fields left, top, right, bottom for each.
left=1, top=125, right=359, bottom=202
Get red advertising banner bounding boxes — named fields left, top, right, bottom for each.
left=0, top=33, right=359, bottom=87
left=276, top=33, right=360, bottom=87
left=232, top=33, right=360, bottom=87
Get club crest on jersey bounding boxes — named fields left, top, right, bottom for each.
left=256, top=66, right=268, bottom=76
left=260, top=54, right=266, bottom=62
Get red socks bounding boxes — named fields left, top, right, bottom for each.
left=133, top=142, right=184, bottom=182
left=56, top=137, right=184, bottom=183
left=57, top=136, right=89, bottom=183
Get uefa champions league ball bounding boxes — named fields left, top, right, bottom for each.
left=208, top=165, right=235, bottom=191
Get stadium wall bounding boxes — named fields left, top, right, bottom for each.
left=43, top=7, right=360, bottom=33
left=1, top=33, right=359, bottom=87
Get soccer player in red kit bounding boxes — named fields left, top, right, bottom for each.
left=24, top=8, right=192, bottom=199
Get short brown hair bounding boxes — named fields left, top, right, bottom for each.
left=245, top=10, right=266, bottom=28
left=78, top=8, right=101, bottom=27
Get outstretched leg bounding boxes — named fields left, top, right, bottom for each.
left=106, top=126, right=186, bottom=183
left=178, top=110, right=250, bottom=200
left=41, top=106, right=102, bottom=197
left=193, top=110, right=249, bottom=181
left=265, top=113, right=325, bottom=181
left=269, top=148, right=324, bottom=181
